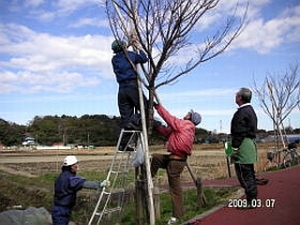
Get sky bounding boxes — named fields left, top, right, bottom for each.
left=0, top=0, right=300, bottom=134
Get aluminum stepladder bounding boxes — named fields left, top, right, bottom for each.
left=88, top=128, right=142, bottom=225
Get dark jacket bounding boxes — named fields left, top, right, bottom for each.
left=230, top=104, right=257, bottom=148
left=112, top=50, right=148, bottom=85
left=53, top=170, right=85, bottom=208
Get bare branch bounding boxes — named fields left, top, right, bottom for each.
left=253, top=63, right=300, bottom=145
left=106, top=0, right=248, bottom=90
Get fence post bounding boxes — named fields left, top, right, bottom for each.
left=196, top=177, right=207, bottom=207
left=153, top=186, right=161, bottom=219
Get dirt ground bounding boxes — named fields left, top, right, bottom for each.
left=0, top=143, right=271, bottom=181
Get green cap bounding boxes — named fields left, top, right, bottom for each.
left=111, top=39, right=127, bottom=53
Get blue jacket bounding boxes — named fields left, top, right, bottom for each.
left=112, top=50, right=148, bottom=85
left=53, top=170, right=86, bottom=208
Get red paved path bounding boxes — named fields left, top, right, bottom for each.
left=192, top=165, right=300, bottom=225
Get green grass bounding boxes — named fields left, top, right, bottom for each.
left=116, top=186, right=238, bottom=225
left=0, top=170, right=238, bottom=225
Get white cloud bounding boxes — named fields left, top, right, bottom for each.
left=192, top=0, right=300, bottom=54
left=197, top=0, right=271, bottom=30
left=6, top=0, right=105, bottom=22
left=0, top=23, right=115, bottom=94
left=0, top=69, right=102, bottom=94
left=70, top=17, right=109, bottom=28
left=280, top=5, right=300, bottom=42
left=56, top=0, right=100, bottom=12
left=234, top=19, right=283, bottom=53
left=231, top=3, right=300, bottom=53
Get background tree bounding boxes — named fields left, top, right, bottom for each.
left=0, top=115, right=210, bottom=147
left=106, top=0, right=248, bottom=130
left=253, top=63, right=300, bottom=148
left=0, top=119, right=25, bottom=146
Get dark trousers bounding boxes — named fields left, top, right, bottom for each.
left=118, top=84, right=148, bottom=129
left=151, top=154, right=186, bottom=218
left=118, top=84, right=148, bottom=150
left=234, top=163, right=257, bottom=202
left=51, top=205, right=72, bottom=225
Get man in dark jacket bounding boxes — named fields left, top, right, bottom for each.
left=111, top=39, right=149, bottom=130
left=51, top=156, right=107, bottom=225
left=111, top=39, right=149, bottom=151
left=230, top=87, right=258, bottom=209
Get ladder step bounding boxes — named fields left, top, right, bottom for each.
left=94, top=206, right=121, bottom=215
left=110, top=170, right=129, bottom=174
left=94, top=207, right=122, bottom=218
left=117, top=150, right=136, bottom=153
left=88, top=129, right=142, bottom=225
left=102, top=206, right=122, bottom=214
left=101, top=189, right=126, bottom=196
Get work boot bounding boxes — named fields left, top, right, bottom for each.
left=236, top=199, right=257, bottom=210
left=167, top=217, right=178, bottom=224
left=125, top=122, right=141, bottom=130
left=236, top=204, right=256, bottom=210
left=256, top=178, right=269, bottom=185
left=119, top=145, right=135, bottom=152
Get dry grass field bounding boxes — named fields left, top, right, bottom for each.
left=0, top=142, right=275, bottom=181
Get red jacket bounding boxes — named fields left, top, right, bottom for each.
left=155, top=105, right=196, bottom=158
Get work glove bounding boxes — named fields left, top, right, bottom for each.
left=224, top=141, right=233, bottom=156
left=131, top=39, right=142, bottom=50
left=83, top=180, right=106, bottom=190
left=153, top=102, right=160, bottom=111
left=153, top=120, right=162, bottom=129
left=230, top=148, right=239, bottom=163
left=100, top=180, right=110, bottom=188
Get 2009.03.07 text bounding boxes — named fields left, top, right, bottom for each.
left=227, top=199, right=276, bottom=208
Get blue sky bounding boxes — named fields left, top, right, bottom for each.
left=0, top=0, right=299, bottom=134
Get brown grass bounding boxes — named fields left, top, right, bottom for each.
left=0, top=142, right=277, bottom=181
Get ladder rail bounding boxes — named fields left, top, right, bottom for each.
left=88, top=129, right=141, bottom=225
left=88, top=186, right=107, bottom=225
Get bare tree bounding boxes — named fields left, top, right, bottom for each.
left=106, top=0, right=248, bottom=124
left=253, top=64, right=300, bottom=147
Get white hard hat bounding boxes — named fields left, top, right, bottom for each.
left=63, top=155, right=78, bottom=166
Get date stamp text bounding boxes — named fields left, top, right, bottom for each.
left=227, top=198, right=276, bottom=208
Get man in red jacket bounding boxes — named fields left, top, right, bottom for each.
left=151, top=104, right=201, bottom=224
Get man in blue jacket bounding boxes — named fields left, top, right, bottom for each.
left=51, top=156, right=107, bottom=225
left=111, top=39, right=149, bottom=151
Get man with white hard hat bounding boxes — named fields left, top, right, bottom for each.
left=51, top=155, right=108, bottom=225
